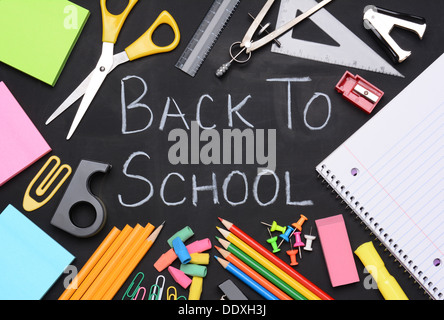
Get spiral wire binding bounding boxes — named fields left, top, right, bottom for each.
left=317, top=164, right=442, bottom=300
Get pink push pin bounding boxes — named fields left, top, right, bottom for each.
left=293, top=231, right=305, bottom=258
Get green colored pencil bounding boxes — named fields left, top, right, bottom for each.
left=216, top=236, right=307, bottom=300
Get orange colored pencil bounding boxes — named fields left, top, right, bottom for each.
left=215, top=246, right=292, bottom=300
left=218, top=217, right=333, bottom=300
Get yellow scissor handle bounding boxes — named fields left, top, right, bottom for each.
left=101, top=0, right=139, bottom=43
left=125, top=10, right=180, bottom=61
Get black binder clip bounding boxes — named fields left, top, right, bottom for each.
left=363, top=5, right=426, bottom=63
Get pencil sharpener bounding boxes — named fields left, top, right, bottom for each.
left=335, top=71, right=384, bottom=114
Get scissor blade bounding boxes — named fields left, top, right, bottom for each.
left=66, top=43, right=115, bottom=140
left=45, top=71, right=94, bottom=125
left=46, top=51, right=130, bottom=126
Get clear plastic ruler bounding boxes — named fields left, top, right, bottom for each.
left=175, top=0, right=240, bottom=77
left=271, top=0, right=403, bottom=77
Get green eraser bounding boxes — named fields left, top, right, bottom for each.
left=167, top=226, right=194, bottom=247
left=180, top=263, right=207, bottom=278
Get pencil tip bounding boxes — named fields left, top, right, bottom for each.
left=218, top=217, right=223, bottom=222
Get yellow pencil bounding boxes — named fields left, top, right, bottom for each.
left=70, top=225, right=133, bottom=300
left=217, top=227, right=320, bottom=300
left=89, top=222, right=155, bottom=300
left=102, top=222, right=164, bottom=300
left=80, top=224, right=146, bottom=300
left=59, top=227, right=121, bottom=300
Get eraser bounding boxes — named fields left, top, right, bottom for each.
left=172, top=237, right=191, bottom=264
left=188, top=276, right=203, bottom=300
left=315, top=214, right=359, bottom=287
left=189, top=253, right=210, bottom=265
left=187, top=238, right=212, bottom=254
left=167, top=226, right=194, bottom=247
left=154, top=248, right=177, bottom=272
left=168, top=266, right=192, bottom=289
left=180, top=263, right=207, bottom=278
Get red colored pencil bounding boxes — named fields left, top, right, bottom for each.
left=218, top=217, right=334, bottom=300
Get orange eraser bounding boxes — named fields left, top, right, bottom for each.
left=154, top=248, right=177, bottom=272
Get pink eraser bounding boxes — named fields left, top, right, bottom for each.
left=315, top=214, right=359, bottom=287
left=168, top=266, right=192, bottom=289
left=0, top=81, right=51, bottom=186
left=186, top=238, right=212, bottom=254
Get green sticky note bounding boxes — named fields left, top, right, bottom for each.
left=0, top=0, right=89, bottom=86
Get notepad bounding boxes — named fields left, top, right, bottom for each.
left=0, top=204, right=75, bottom=300
left=0, top=0, right=89, bottom=86
left=0, top=81, right=52, bottom=186
left=316, top=53, right=444, bottom=300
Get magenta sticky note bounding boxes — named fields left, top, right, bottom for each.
left=0, top=82, right=51, bottom=186
left=315, top=214, right=359, bottom=287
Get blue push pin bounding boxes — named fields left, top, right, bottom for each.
left=279, top=225, right=294, bottom=243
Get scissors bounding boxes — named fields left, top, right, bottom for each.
left=46, top=0, right=181, bottom=140
left=216, top=0, right=333, bottom=77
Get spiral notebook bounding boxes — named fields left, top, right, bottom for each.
left=316, top=53, right=444, bottom=300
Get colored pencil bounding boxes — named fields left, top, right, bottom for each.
left=215, top=256, right=279, bottom=300
left=102, top=222, right=164, bottom=300
left=216, top=239, right=305, bottom=300
left=215, top=245, right=292, bottom=300
left=218, top=217, right=333, bottom=300
left=59, top=226, right=121, bottom=300
left=217, top=226, right=321, bottom=300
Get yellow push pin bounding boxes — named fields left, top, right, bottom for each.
left=261, top=221, right=286, bottom=234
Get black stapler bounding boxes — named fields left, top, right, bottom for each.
left=363, top=5, right=426, bottom=63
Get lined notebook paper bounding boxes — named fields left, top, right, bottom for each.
left=316, top=54, right=444, bottom=300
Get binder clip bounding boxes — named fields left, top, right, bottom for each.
left=23, top=155, right=72, bottom=212
left=50, top=159, right=111, bottom=238
left=335, top=71, right=384, bottom=114
left=363, top=5, right=426, bottom=63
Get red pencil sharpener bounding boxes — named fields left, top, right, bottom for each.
left=335, top=71, right=384, bottom=114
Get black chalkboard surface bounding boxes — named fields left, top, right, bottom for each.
left=0, top=0, right=442, bottom=303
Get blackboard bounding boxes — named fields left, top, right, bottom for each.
left=0, top=0, right=442, bottom=303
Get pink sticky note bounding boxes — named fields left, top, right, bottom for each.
left=315, top=214, right=359, bottom=287
left=0, top=82, right=51, bottom=186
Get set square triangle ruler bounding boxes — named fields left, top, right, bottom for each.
left=271, top=0, right=403, bottom=77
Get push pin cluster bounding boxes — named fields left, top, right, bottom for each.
left=260, top=214, right=317, bottom=267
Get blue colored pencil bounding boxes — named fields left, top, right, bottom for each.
left=214, top=256, right=279, bottom=300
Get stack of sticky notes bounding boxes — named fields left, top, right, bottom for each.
left=0, top=204, right=75, bottom=300
left=0, top=81, right=51, bottom=186
left=0, top=0, right=90, bottom=86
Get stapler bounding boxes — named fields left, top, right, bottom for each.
left=363, top=5, right=426, bottom=63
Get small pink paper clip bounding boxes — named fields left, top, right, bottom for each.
left=335, top=71, right=384, bottom=114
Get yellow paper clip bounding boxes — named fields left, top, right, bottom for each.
left=122, top=272, right=145, bottom=300
left=23, top=155, right=72, bottom=212
left=148, top=275, right=165, bottom=300
left=167, top=286, right=187, bottom=300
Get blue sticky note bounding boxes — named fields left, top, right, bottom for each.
left=0, top=204, right=75, bottom=300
